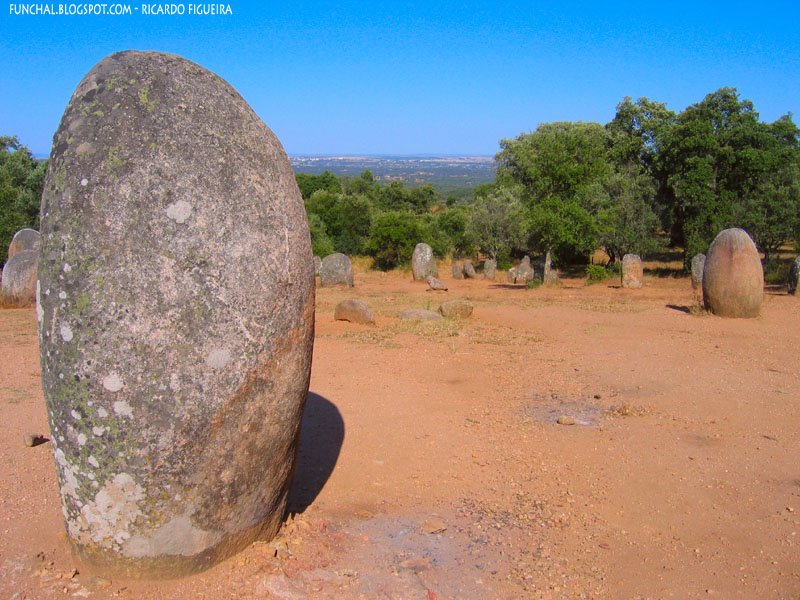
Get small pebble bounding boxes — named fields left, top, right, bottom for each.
left=557, top=416, right=576, bottom=426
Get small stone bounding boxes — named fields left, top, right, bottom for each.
left=320, top=253, right=354, bottom=287
left=399, top=309, right=443, bottom=321
left=425, top=275, right=448, bottom=291
left=24, top=433, right=47, bottom=447
left=438, top=300, right=473, bottom=319
left=451, top=263, right=464, bottom=279
left=334, top=299, right=375, bottom=324
left=621, top=254, right=644, bottom=289
left=557, top=416, right=576, bottom=426
left=422, top=518, right=447, bottom=534
left=399, top=557, right=432, bottom=572
left=412, top=243, right=437, bottom=281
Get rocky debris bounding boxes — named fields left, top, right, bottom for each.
left=462, top=260, right=476, bottom=279
left=438, top=300, right=474, bottom=319
left=425, top=275, right=448, bottom=291
left=38, top=50, right=315, bottom=576
left=702, top=228, right=763, bottom=318
left=399, top=308, right=444, bottom=321
left=334, top=299, right=375, bottom=325
left=412, top=243, right=437, bottom=281
left=483, top=259, right=497, bottom=280
left=320, top=253, right=354, bottom=287
left=1, top=249, right=37, bottom=304
left=7, top=228, right=40, bottom=259
left=508, top=256, right=535, bottom=284
left=788, top=256, right=800, bottom=295
left=314, top=255, right=322, bottom=276
left=621, top=254, right=644, bottom=289
left=691, top=253, right=706, bottom=290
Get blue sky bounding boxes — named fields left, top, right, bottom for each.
left=2, top=1, right=799, bottom=156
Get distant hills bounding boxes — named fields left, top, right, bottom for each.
left=290, top=155, right=496, bottom=192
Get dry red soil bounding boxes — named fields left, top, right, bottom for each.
left=1, top=268, right=799, bottom=599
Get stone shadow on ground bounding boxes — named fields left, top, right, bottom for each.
left=287, top=391, right=345, bottom=515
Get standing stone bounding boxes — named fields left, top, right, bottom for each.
left=621, top=254, right=644, bottom=289
left=334, top=299, right=375, bottom=324
left=483, top=259, right=497, bottom=280
left=702, top=228, right=763, bottom=318
left=37, top=51, right=315, bottom=577
left=425, top=275, right=448, bottom=291
left=691, top=253, right=706, bottom=290
left=411, top=243, right=437, bottom=281
left=451, top=262, right=464, bottom=279
left=510, top=256, right=535, bottom=284
left=789, top=256, right=800, bottom=295
left=463, top=260, right=476, bottom=279
left=438, top=300, right=473, bottom=319
left=314, top=255, right=322, bottom=276
left=319, top=253, right=354, bottom=287
left=8, top=228, right=40, bottom=259
left=1, top=249, right=38, bottom=304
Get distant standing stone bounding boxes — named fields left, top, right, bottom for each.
left=8, top=228, right=40, bottom=259
left=320, top=253, right=354, bottom=287
left=425, top=275, right=448, bottom=291
left=621, top=254, right=644, bottom=289
left=463, top=260, right=476, bottom=279
left=334, top=298, right=375, bottom=324
left=451, top=262, right=464, bottom=279
left=691, top=253, right=706, bottom=290
left=788, top=256, right=800, bottom=295
left=483, top=259, right=496, bottom=280
left=399, top=308, right=443, bottom=321
left=1, top=249, right=37, bottom=304
left=37, top=51, right=315, bottom=577
left=314, top=255, right=322, bottom=276
left=411, top=243, right=437, bottom=281
left=510, top=256, right=535, bottom=284
left=702, top=228, right=763, bottom=318
left=438, top=300, right=473, bottom=318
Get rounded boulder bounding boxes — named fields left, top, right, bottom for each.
left=1, top=249, right=38, bottom=304
left=8, top=228, right=40, bottom=259
left=319, top=253, right=354, bottom=287
left=334, top=298, right=375, bottom=324
left=37, top=51, right=315, bottom=577
left=702, top=228, right=763, bottom=318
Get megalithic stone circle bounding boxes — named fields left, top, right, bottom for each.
left=37, top=51, right=315, bottom=577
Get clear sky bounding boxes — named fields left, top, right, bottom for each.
left=2, top=1, right=799, bottom=156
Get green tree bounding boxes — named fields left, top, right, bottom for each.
left=295, top=171, right=342, bottom=200
left=305, top=190, right=373, bottom=255
left=307, top=212, right=335, bottom=257
left=1, top=136, right=46, bottom=264
left=466, top=186, right=526, bottom=263
left=366, top=211, right=424, bottom=270
left=496, top=122, right=610, bottom=270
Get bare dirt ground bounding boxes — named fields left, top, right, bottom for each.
left=1, top=266, right=799, bottom=599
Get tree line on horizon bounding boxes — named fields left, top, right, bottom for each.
left=301, top=87, right=800, bottom=274
left=2, top=86, right=798, bottom=275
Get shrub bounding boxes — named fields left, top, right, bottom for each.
left=586, top=264, right=609, bottom=284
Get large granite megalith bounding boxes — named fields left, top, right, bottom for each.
left=37, top=51, right=315, bottom=577
left=702, top=228, right=763, bottom=318
left=8, top=227, right=40, bottom=259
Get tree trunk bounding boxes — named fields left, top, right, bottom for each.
left=543, top=248, right=552, bottom=279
